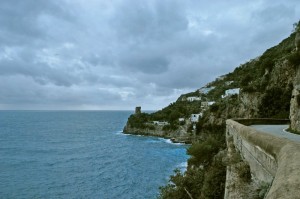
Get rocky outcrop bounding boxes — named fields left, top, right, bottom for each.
left=289, top=32, right=300, bottom=132
left=123, top=124, right=166, bottom=137
left=238, top=92, right=261, bottom=118
left=290, top=66, right=300, bottom=132
left=269, top=59, right=295, bottom=88
left=123, top=122, right=194, bottom=144
left=295, top=32, right=300, bottom=51
left=232, top=57, right=295, bottom=119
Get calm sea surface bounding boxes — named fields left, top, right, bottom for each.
left=0, top=111, right=189, bottom=199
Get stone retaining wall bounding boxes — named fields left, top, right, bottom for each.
left=225, top=119, right=300, bottom=199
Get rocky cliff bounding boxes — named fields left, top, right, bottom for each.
left=129, top=22, right=300, bottom=199
left=123, top=114, right=194, bottom=143
left=290, top=64, right=300, bottom=132
left=289, top=27, right=300, bottom=132
left=123, top=32, right=299, bottom=142
left=234, top=58, right=295, bottom=119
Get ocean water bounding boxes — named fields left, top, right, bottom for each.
left=0, top=111, right=189, bottom=199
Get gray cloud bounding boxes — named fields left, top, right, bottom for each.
left=120, top=54, right=169, bottom=74
left=0, top=0, right=299, bottom=110
left=0, top=0, right=70, bottom=46
left=110, top=0, right=188, bottom=41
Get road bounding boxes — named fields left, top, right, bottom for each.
left=250, top=124, right=300, bottom=142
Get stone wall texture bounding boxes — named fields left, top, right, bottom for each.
left=225, top=119, right=300, bottom=199
left=290, top=66, right=300, bottom=132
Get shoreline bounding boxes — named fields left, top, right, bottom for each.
left=122, top=130, right=193, bottom=144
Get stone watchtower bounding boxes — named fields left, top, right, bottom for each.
left=135, top=106, right=141, bottom=114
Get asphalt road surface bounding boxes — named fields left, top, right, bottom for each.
left=250, top=124, right=300, bottom=142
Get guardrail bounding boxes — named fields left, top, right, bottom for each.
left=226, top=119, right=300, bottom=199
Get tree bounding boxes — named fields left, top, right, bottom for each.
left=240, top=74, right=252, bottom=87
left=187, top=136, right=221, bottom=166
left=293, top=20, right=300, bottom=33
left=293, top=20, right=300, bottom=51
left=258, top=86, right=292, bottom=118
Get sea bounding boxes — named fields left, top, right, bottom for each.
left=0, top=111, right=189, bottom=199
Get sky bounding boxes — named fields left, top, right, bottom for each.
left=0, top=0, right=300, bottom=110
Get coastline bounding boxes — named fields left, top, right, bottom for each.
left=122, top=127, right=194, bottom=144
left=122, top=130, right=192, bottom=145
left=122, top=117, right=196, bottom=144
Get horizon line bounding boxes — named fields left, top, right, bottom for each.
left=0, top=109, right=157, bottom=112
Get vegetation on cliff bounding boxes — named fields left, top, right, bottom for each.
left=158, top=134, right=226, bottom=199
left=124, top=22, right=300, bottom=199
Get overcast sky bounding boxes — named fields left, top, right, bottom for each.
left=0, top=0, right=299, bottom=110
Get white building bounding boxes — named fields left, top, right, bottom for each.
left=198, top=87, right=215, bottom=94
left=222, top=88, right=240, bottom=98
left=178, top=118, right=185, bottom=122
left=201, top=101, right=215, bottom=109
left=187, top=96, right=201, bottom=102
left=190, top=113, right=203, bottom=123
left=153, top=121, right=169, bottom=125
left=208, top=101, right=215, bottom=106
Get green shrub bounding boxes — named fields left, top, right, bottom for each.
left=209, top=103, right=219, bottom=112
left=293, top=20, right=300, bottom=33
left=187, top=124, right=193, bottom=133
left=258, top=182, right=270, bottom=199
left=147, top=125, right=155, bottom=130
left=237, top=162, right=251, bottom=183
left=201, top=160, right=226, bottom=199
left=158, top=168, right=205, bottom=199
left=297, top=94, right=300, bottom=106
left=258, top=86, right=292, bottom=118
left=259, top=57, right=274, bottom=75
left=187, top=136, right=222, bottom=167
left=287, top=52, right=300, bottom=67
left=162, top=123, right=178, bottom=131
left=158, top=158, right=226, bottom=199
left=286, top=127, right=300, bottom=135
left=127, top=113, right=150, bottom=128
left=240, top=74, right=252, bottom=87
left=242, top=85, right=257, bottom=93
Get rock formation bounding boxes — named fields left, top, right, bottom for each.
left=289, top=28, right=300, bottom=133
left=290, top=67, right=300, bottom=132
left=295, top=32, right=300, bottom=51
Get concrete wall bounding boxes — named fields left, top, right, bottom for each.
left=225, top=119, right=300, bottom=199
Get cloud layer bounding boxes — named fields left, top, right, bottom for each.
left=0, top=0, right=300, bottom=110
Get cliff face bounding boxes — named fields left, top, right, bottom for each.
left=290, top=65, right=300, bottom=132
left=295, top=32, right=300, bottom=51
left=233, top=58, right=295, bottom=119
left=290, top=30, right=300, bottom=132
left=223, top=33, right=300, bottom=199
left=123, top=118, right=194, bottom=143
left=237, top=92, right=261, bottom=118
left=269, top=59, right=295, bottom=87
left=123, top=124, right=165, bottom=136
left=124, top=24, right=300, bottom=199
left=123, top=32, right=299, bottom=141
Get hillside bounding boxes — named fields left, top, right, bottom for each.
left=124, top=31, right=299, bottom=139
left=123, top=22, right=300, bottom=199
